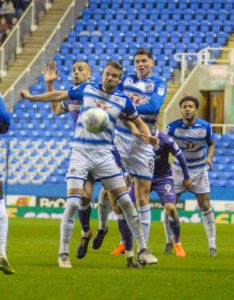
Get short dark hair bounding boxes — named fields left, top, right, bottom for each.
left=134, top=48, right=153, bottom=59
left=179, top=96, right=199, bottom=109
left=105, top=60, right=123, bottom=78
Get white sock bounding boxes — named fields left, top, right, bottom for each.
left=137, top=204, right=151, bottom=243
left=117, top=192, right=146, bottom=251
left=98, top=188, right=111, bottom=231
left=162, top=209, right=173, bottom=244
left=59, top=196, right=80, bottom=254
left=0, top=198, right=8, bottom=258
left=202, top=208, right=216, bottom=248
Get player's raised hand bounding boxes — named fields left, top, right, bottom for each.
left=44, top=60, right=58, bottom=83
left=19, top=89, right=33, bottom=100
left=183, top=178, right=193, bottom=190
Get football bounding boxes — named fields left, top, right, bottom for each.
left=82, top=108, right=110, bottom=134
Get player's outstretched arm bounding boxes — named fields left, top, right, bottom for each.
left=132, top=116, right=159, bottom=146
left=206, top=139, right=215, bottom=170
left=19, top=89, right=69, bottom=102
left=176, top=151, right=192, bottom=190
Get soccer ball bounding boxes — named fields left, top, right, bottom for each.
left=82, top=108, right=110, bottom=134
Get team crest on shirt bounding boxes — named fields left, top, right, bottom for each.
left=157, top=85, right=165, bottom=96
left=145, top=82, right=154, bottom=92
left=197, top=129, right=206, bottom=137
left=94, top=99, right=113, bottom=111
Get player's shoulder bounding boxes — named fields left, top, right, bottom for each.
left=121, top=74, right=136, bottom=84
left=168, top=118, right=183, bottom=128
left=195, top=118, right=211, bottom=128
left=151, top=75, right=166, bottom=84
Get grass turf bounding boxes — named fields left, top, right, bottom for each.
left=0, top=218, right=234, bottom=300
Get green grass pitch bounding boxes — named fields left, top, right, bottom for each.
left=1, top=218, right=234, bottom=300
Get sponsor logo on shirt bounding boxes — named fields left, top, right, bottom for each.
left=127, top=92, right=148, bottom=105
left=94, top=99, right=113, bottom=111
left=68, top=104, right=81, bottom=111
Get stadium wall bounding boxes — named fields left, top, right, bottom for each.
left=163, top=64, right=233, bottom=127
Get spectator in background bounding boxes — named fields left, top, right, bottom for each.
left=1, top=0, right=15, bottom=24
left=10, top=16, right=17, bottom=29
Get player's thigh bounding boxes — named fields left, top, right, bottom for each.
left=114, top=134, right=132, bottom=171
left=92, top=150, right=126, bottom=191
left=130, top=143, right=155, bottom=180
left=83, top=173, right=95, bottom=199
left=67, top=147, right=92, bottom=191
left=151, top=178, right=176, bottom=207
left=172, top=168, right=186, bottom=194
left=134, top=177, right=151, bottom=206
left=190, top=170, right=210, bottom=194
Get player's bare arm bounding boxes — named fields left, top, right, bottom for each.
left=19, top=89, right=69, bottom=102
left=206, top=139, right=215, bottom=169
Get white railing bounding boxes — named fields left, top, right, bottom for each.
left=211, top=124, right=234, bottom=135
left=174, top=47, right=234, bottom=84
left=0, top=0, right=52, bottom=78
left=3, top=0, right=88, bottom=112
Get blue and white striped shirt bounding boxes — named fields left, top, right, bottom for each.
left=167, top=118, right=213, bottom=171
left=116, top=74, right=167, bottom=136
left=68, top=82, right=138, bottom=149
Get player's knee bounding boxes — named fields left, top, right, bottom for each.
left=80, top=196, right=91, bottom=206
left=66, top=195, right=82, bottom=207
left=165, top=204, right=178, bottom=220
left=112, top=204, right=122, bottom=215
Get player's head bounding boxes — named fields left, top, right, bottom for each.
left=179, top=96, right=199, bottom=121
left=134, top=48, right=154, bottom=79
left=102, top=61, right=123, bottom=93
left=72, top=61, right=92, bottom=86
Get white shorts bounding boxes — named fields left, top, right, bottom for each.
left=67, top=147, right=125, bottom=191
left=172, top=167, right=210, bottom=195
left=114, top=134, right=155, bottom=180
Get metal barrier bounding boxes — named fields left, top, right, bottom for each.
left=174, top=47, right=234, bottom=84
left=3, top=0, right=87, bottom=112
left=0, top=0, right=52, bottom=78
left=211, top=124, right=234, bottom=135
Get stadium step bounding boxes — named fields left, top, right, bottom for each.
left=0, top=0, right=74, bottom=94
left=216, top=33, right=234, bottom=65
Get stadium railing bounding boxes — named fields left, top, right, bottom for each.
left=0, top=0, right=52, bottom=78
left=211, top=124, right=234, bottom=135
left=174, top=47, right=234, bottom=84
left=3, top=0, right=87, bottom=112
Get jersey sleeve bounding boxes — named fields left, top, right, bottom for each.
left=137, top=81, right=167, bottom=115
left=0, top=96, right=10, bottom=133
left=68, top=83, right=87, bottom=103
left=123, top=96, right=139, bottom=120
left=168, top=136, right=181, bottom=157
left=167, top=122, right=174, bottom=137
left=60, top=101, right=69, bottom=112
